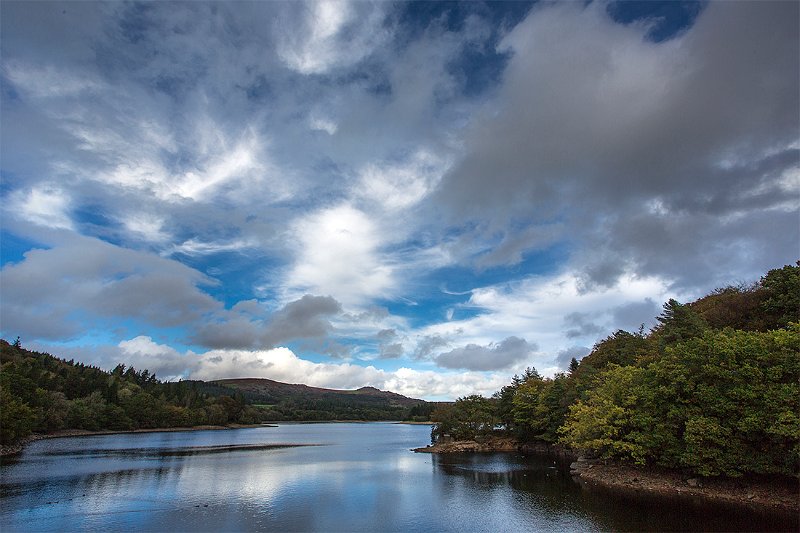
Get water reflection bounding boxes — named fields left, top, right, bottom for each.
left=1, top=425, right=796, bottom=532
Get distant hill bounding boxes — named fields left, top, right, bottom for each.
left=214, top=378, right=429, bottom=421
left=0, top=341, right=436, bottom=448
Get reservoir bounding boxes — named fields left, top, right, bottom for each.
left=0, top=423, right=794, bottom=532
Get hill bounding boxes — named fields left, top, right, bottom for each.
left=0, top=341, right=434, bottom=449
left=214, top=378, right=428, bottom=421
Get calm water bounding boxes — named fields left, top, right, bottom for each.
left=0, top=423, right=795, bottom=532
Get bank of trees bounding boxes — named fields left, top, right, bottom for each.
left=0, top=343, right=259, bottom=446
left=0, top=341, right=431, bottom=446
left=431, top=263, right=800, bottom=478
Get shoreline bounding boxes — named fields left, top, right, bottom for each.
left=413, top=438, right=799, bottom=514
left=0, top=420, right=426, bottom=458
left=0, top=424, right=267, bottom=458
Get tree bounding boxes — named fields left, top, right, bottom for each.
left=568, top=357, right=580, bottom=375
left=559, top=365, right=649, bottom=463
left=431, top=395, right=498, bottom=443
left=761, top=261, right=800, bottom=328
left=655, top=299, right=707, bottom=346
left=0, top=385, right=35, bottom=445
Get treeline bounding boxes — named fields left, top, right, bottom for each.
left=431, top=262, right=799, bottom=478
left=249, top=398, right=437, bottom=422
left=0, top=342, right=437, bottom=447
left=0, top=342, right=262, bottom=446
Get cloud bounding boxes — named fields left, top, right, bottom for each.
left=190, top=294, right=343, bottom=350
left=612, top=298, right=659, bottom=333
left=563, top=312, right=605, bottom=340
left=284, top=204, right=395, bottom=306
left=0, top=235, right=220, bottom=340
left=262, top=295, right=342, bottom=346
left=418, top=269, right=672, bottom=375
left=434, top=1, right=799, bottom=290
left=274, top=1, right=389, bottom=75
left=118, top=336, right=199, bottom=380
left=555, top=346, right=591, bottom=371
left=8, top=186, right=74, bottom=230
left=435, top=336, right=535, bottom=371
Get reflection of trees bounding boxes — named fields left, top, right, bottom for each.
left=430, top=452, right=583, bottom=517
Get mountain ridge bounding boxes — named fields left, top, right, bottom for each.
left=212, top=377, right=424, bottom=408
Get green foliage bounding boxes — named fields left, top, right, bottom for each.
left=0, top=339, right=432, bottom=447
left=560, top=327, right=800, bottom=476
left=431, top=395, right=498, bottom=442
left=655, top=299, right=708, bottom=346
left=0, top=340, right=259, bottom=446
left=761, top=261, right=800, bottom=328
left=559, top=365, right=649, bottom=463
left=505, top=262, right=800, bottom=478
left=0, top=384, right=36, bottom=445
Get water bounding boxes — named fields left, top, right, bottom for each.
left=0, top=423, right=795, bottom=532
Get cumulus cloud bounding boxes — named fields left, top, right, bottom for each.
left=419, top=270, right=672, bottom=375
left=0, top=235, right=220, bottom=340
left=284, top=204, right=395, bottom=306
left=435, top=336, right=535, bottom=371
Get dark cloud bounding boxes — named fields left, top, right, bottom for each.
left=190, top=294, right=343, bottom=350
left=414, top=334, right=450, bottom=359
left=555, top=346, right=591, bottom=371
left=563, top=312, right=605, bottom=340
left=434, top=1, right=799, bottom=290
left=611, top=298, right=659, bottom=333
left=0, top=235, right=220, bottom=341
left=375, top=328, right=405, bottom=359
left=262, top=295, right=342, bottom=346
left=435, top=336, right=535, bottom=371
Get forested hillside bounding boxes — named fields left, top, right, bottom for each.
left=0, top=343, right=432, bottom=447
left=431, top=262, right=800, bottom=478
left=215, top=378, right=429, bottom=421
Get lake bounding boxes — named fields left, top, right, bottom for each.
left=0, top=423, right=795, bottom=532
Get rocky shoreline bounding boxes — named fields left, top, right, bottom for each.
left=0, top=424, right=266, bottom=458
left=413, top=438, right=799, bottom=514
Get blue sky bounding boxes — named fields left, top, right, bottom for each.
left=1, top=1, right=797, bottom=400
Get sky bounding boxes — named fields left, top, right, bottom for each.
left=1, top=0, right=798, bottom=401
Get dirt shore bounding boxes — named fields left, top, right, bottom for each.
left=572, top=460, right=799, bottom=514
left=0, top=424, right=265, bottom=458
left=413, top=438, right=799, bottom=514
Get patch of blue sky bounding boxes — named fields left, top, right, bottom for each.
left=0, top=230, right=42, bottom=266
left=170, top=251, right=271, bottom=309
left=607, top=0, right=706, bottom=42
left=381, top=241, right=570, bottom=330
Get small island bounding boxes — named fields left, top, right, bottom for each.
left=413, top=263, right=799, bottom=515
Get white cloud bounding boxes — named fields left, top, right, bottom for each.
left=122, top=214, right=170, bottom=243
left=355, top=150, right=449, bottom=212
left=185, top=343, right=513, bottom=400
left=309, top=115, right=338, bottom=135
left=166, top=237, right=258, bottom=257
left=416, top=269, right=672, bottom=376
left=8, top=186, right=74, bottom=230
left=283, top=204, right=395, bottom=306
left=119, top=335, right=196, bottom=381
left=275, top=1, right=388, bottom=75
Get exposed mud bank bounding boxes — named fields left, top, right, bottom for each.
left=571, top=460, right=798, bottom=514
